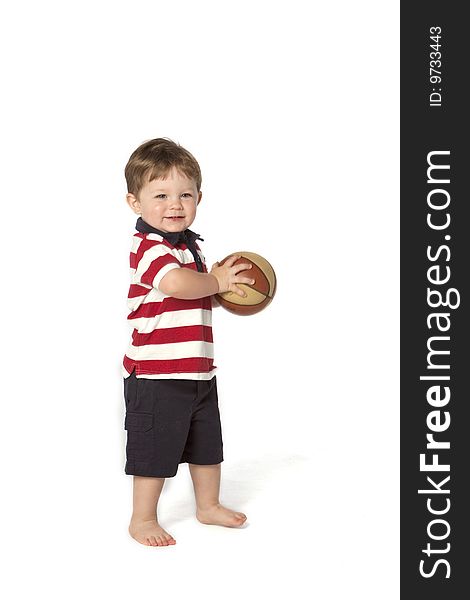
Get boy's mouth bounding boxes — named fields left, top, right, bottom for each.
left=166, top=216, right=184, bottom=220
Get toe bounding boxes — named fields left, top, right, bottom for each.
left=235, top=513, right=247, bottom=525
left=148, top=536, right=157, bottom=546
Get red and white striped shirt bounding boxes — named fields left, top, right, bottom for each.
left=122, top=219, right=217, bottom=380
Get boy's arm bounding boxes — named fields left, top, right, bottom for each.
left=159, top=269, right=219, bottom=299
left=159, top=254, right=255, bottom=300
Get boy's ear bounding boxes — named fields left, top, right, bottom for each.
left=197, top=191, right=202, bottom=205
left=126, top=193, right=141, bottom=214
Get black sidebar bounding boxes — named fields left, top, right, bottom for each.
left=401, top=2, right=469, bottom=598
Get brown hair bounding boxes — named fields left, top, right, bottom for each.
left=125, top=137, right=202, bottom=196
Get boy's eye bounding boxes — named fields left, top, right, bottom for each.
left=154, top=193, right=192, bottom=199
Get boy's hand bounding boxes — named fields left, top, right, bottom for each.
left=210, top=255, right=255, bottom=298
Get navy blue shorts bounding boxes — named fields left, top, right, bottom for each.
left=123, top=371, right=224, bottom=478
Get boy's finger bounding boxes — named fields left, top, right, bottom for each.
left=227, top=254, right=242, bottom=265
left=232, top=285, right=247, bottom=297
left=233, top=263, right=252, bottom=273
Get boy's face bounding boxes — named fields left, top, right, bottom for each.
left=126, top=166, right=202, bottom=233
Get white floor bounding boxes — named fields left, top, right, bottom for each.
left=119, top=455, right=316, bottom=599
left=2, top=446, right=398, bottom=600
left=40, top=453, right=396, bottom=599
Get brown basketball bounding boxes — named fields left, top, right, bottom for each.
left=215, top=251, right=277, bottom=316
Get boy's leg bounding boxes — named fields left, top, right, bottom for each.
left=188, top=463, right=247, bottom=527
left=128, top=475, right=176, bottom=547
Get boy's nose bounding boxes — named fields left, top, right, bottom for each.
left=169, top=197, right=183, bottom=207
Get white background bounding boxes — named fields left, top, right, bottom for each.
left=0, top=1, right=399, bottom=598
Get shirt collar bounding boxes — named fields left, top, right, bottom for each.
left=135, top=217, right=204, bottom=247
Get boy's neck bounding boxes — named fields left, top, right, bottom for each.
left=135, top=217, right=204, bottom=246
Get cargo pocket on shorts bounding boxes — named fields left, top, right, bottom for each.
left=124, top=411, right=154, bottom=461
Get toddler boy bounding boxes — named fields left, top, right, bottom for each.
left=122, top=138, right=255, bottom=546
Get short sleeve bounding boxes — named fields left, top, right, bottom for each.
left=133, top=240, right=181, bottom=290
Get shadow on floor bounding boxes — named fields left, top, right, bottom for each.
left=161, top=453, right=311, bottom=527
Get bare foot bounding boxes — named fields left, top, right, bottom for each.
left=128, top=518, right=176, bottom=547
left=196, top=503, right=247, bottom=527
